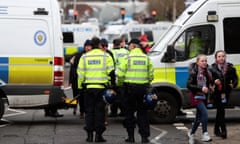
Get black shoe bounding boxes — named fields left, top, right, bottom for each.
left=221, top=131, right=227, bottom=139
left=95, top=134, right=106, bottom=142
left=125, top=137, right=135, bottom=143
left=141, top=137, right=149, bottom=143
left=86, top=132, right=93, bottom=142
left=214, top=129, right=222, bottom=137
left=45, top=111, right=63, bottom=117
left=52, top=111, right=64, bottom=117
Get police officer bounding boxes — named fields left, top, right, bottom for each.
left=117, top=39, right=154, bottom=143
left=109, top=38, right=129, bottom=117
left=69, top=39, right=92, bottom=117
left=77, top=37, right=115, bottom=142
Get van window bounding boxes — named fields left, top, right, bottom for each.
left=63, top=32, right=74, bottom=43
left=173, top=25, right=215, bottom=61
left=224, top=18, right=240, bottom=54
left=144, top=31, right=153, bottom=41
left=130, top=32, right=141, bottom=40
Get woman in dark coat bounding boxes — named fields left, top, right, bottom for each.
left=210, top=50, right=238, bottom=139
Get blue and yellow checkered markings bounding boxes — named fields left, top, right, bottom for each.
left=64, top=46, right=84, bottom=56
left=175, top=67, right=189, bottom=88
left=152, top=66, right=189, bottom=88
left=0, top=57, right=9, bottom=83
left=0, top=57, right=53, bottom=84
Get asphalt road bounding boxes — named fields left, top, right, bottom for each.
left=1, top=107, right=240, bottom=144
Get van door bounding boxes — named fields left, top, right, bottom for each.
left=0, top=19, right=53, bottom=85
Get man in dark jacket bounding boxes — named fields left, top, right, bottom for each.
left=69, top=39, right=92, bottom=117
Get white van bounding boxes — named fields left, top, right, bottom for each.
left=101, top=22, right=172, bottom=49
left=62, top=23, right=100, bottom=62
left=120, top=22, right=172, bottom=44
left=0, top=0, right=66, bottom=119
left=148, top=0, right=240, bottom=123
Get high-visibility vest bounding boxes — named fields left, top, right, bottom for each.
left=189, top=37, right=204, bottom=58
left=77, top=49, right=114, bottom=89
left=117, top=48, right=154, bottom=85
left=111, top=47, right=129, bottom=66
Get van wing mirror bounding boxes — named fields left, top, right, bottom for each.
left=161, top=45, right=176, bottom=63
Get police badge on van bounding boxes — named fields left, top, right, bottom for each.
left=34, top=30, right=47, bottom=46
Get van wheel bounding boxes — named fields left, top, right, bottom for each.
left=149, top=91, right=178, bottom=124
left=0, top=98, right=4, bottom=120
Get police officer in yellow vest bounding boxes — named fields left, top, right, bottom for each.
left=109, top=38, right=129, bottom=117
left=117, top=39, right=154, bottom=143
left=77, top=37, right=115, bottom=143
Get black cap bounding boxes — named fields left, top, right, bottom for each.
left=84, top=39, right=92, bottom=47
left=113, top=38, right=121, bottom=46
left=100, top=38, right=108, bottom=46
left=128, top=39, right=140, bottom=45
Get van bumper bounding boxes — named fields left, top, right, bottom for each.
left=1, top=85, right=66, bottom=108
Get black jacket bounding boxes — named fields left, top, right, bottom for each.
left=187, top=63, right=213, bottom=96
left=210, top=62, right=238, bottom=95
left=69, top=51, right=86, bottom=86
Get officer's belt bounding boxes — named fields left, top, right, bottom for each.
left=123, top=83, right=149, bottom=87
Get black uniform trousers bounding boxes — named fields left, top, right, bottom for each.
left=123, top=83, right=150, bottom=137
left=84, top=88, right=106, bottom=134
left=214, top=93, right=227, bottom=133
left=110, top=86, right=125, bottom=115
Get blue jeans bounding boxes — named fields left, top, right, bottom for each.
left=190, top=101, right=208, bottom=134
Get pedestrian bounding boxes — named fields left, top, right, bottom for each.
left=109, top=38, right=129, bottom=117
left=69, top=39, right=92, bottom=117
left=187, top=54, right=213, bottom=143
left=117, top=38, right=154, bottom=143
left=77, top=37, right=115, bottom=142
left=210, top=50, right=238, bottom=139
left=139, top=34, right=151, bottom=54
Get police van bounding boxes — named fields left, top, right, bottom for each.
left=62, top=23, right=100, bottom=62
left=120, top=22, right=172, bottom=45
left=0, top=0, right=68, bottom=119
left=101, top=22, right=172, bottom=49
left=148, top=0, right=240, bottom=123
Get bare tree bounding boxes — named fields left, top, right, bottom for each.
left=148, top=0, right=185, bottom=21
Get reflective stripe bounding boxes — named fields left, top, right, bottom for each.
left=126, top=69, right=148, bottom=72
left=85, top=77, right=109, bottom=81
left=124, top=77, right=150, bottom=81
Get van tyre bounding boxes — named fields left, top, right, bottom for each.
left=149, top=91, right=178, bottom=123
left=0, top=98, right=4, bottom=120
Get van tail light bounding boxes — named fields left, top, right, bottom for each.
left=54, top=57, right=64, bottom=86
